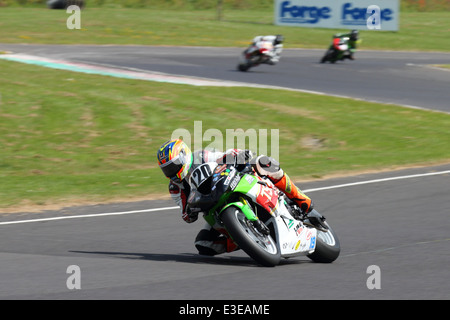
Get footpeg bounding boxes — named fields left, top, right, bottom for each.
left=304, top=210, right=328, bottom=232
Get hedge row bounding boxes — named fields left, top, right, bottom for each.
left=1, top=0, right=449, bottom=11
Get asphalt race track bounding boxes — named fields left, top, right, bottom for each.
left=1, top=165, right=449, bottom=300
left=0, top=44, right=449, bottom=300
left=1, top=44, right=450, bottom=112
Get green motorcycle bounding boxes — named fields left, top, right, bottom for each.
left=187, top=162, right=340, bottom=267
left=321, top=31, right=361, bottom=64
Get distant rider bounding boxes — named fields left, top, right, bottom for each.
left=245, top=34, right=284, bottom=65
left=331, top=29, right=359, bottom=60
left=156, top=139, right=313, bottom=256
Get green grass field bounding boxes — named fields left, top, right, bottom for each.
left=1, top=59, right=449, bottom=210
left=0, top=5, right=449, bottom=211
left=0, top=8, right=449, bottom=51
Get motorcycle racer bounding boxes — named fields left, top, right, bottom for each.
left=245, top=34, right=284, bottom=65
left=157, top=138, right=313, bottom=256
left=331, top=29, right=359, bottom=60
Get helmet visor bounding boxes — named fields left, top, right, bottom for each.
left=159, top=156, right=184, bottom=180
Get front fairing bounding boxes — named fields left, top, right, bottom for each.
left=195, top=164, right=318, bottom=256
left=188, top=164, right=241, bottom=212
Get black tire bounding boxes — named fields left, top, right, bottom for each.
left=307, top=222, right=340, bottom=263
left=47, top=0, right=85, bottom=9
left=221, top=206, right=280, bottom=267
left=237, top=63, right=250, bottom=72
left=321, top=49, right=335, bottom=63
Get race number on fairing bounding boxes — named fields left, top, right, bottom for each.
left=190, top=163, right=214, bottom=189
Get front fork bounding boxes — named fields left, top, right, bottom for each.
left=205, top=198, right=270, bottom=239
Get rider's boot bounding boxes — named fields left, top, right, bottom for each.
left=253, top=155, right=313, bottom=214
left=273, top=173, right=328, bottom=230
left=195, top=224, right=239, bottom=256
left=272, top=173, right=313, bottom=214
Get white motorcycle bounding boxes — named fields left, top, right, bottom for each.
left=187, top=162, right=340, bottom=267
left=237, top=40, right=283, bottom=72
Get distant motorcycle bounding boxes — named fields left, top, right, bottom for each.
left=321, top=30, right=360, bottom=64
left=321, top=37, right=354, bottom=63
left=237, top=37, right=283, bottom=72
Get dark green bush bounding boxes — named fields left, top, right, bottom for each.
left=0, top=0, right=448, bottom=11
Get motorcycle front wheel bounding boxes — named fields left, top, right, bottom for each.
left=221, top=206, right=280, bottom=267
left=237, top=63, right=251, bottom=72
left=307, top=221, right=340, bottom=263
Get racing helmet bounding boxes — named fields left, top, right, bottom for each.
left=157, top=139, right=193, bottom=183
left=274, top=34, right=284, bottom=45
left=350, top=29, right=359, bottom=41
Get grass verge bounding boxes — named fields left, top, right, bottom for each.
left=434, top=64, right=450, bottom=70
left=1, top=59, right=449, bottom=210
left=0, top=8, right=449, bottom=51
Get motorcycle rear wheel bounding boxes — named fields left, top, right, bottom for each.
left=221, top=206, right=280, bottom=267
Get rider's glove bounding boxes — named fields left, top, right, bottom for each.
left=182, top=205, right=200, bottom=223
left=243, top=149, right=253, bottom=162
left=235, top=149, right=253, bottom=171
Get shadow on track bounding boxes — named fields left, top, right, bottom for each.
left=70, top=250, right=309, bottom=267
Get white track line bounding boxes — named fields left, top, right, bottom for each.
left=0, top=170, right=449, bottom=226
left=0, top=206, right=178, bottom=226
left=303, top=170, right=450, bottom=193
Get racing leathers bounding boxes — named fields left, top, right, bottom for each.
left=332, top=31, right=358, bottom=60
left=246, top=35, right=283, bottom=65
left=168, top=149, right=313, bottom=256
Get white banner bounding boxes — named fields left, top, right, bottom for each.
left=274, top=0, right=399, bottom=31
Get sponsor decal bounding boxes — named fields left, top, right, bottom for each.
left=230, top=176, right=241, bottom=190
left=275, top=0, right=399, bottom=31
left=341, top=2, right=393, bottom=26
left=287, top=219, right=294, bottom=229
left=215, top=164, right=227, bottom=174
left=256, top=184, right=279, bottom=214
left=294, top=223, right=303, bottom=237
left=309, top=236, right=316, bottom=250
left=279, top=0, right=331, bottom=24
left=245, top=175, right=255, bottom=185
